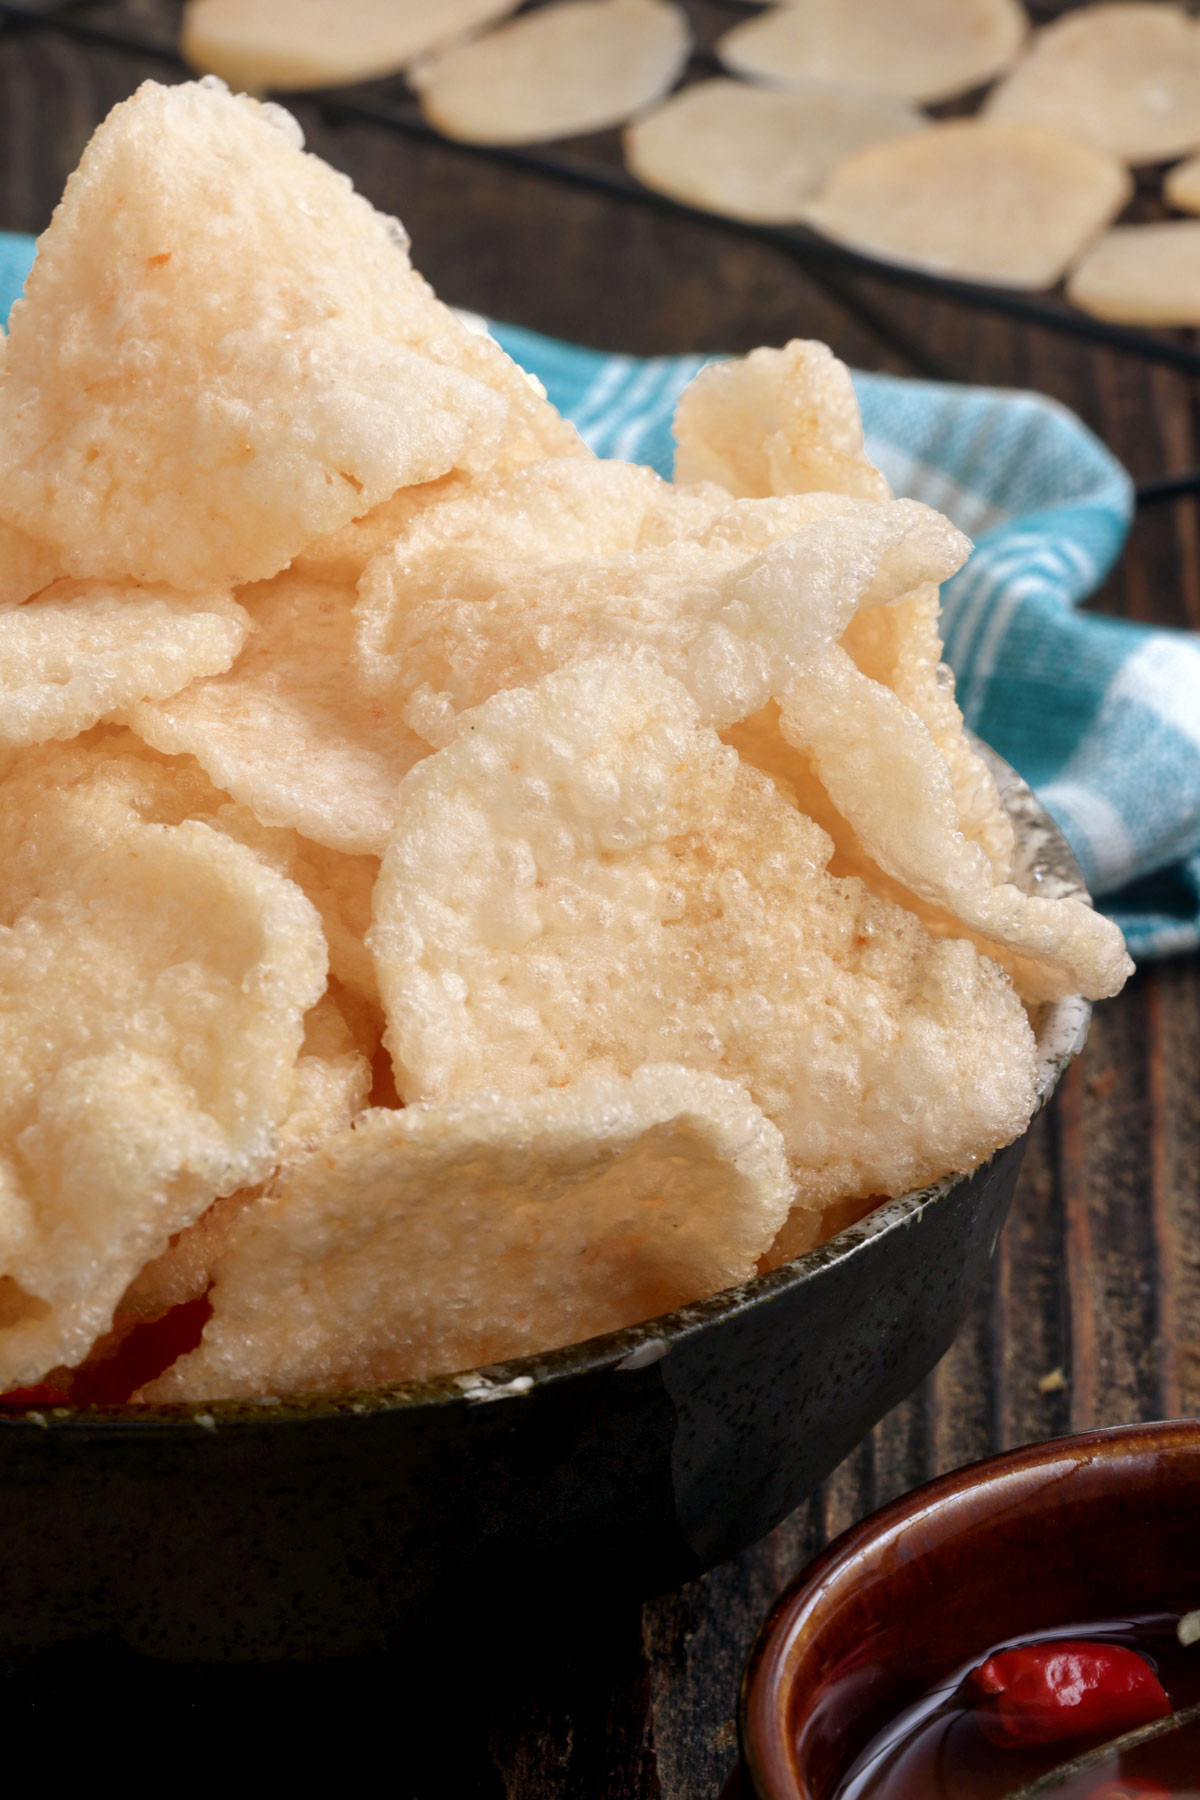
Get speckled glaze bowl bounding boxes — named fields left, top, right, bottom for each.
left=0, top=751, right=1092, bottom=1667
left=739, top=1420, right=1200, bottom=1800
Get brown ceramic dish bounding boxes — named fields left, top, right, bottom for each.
left=741, top=1418, right=1200, bottom=1799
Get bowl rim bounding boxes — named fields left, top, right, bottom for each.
left=0, top=746, right=1092, bottom=1433
left=738, top=1417, right=1200, bottom=1800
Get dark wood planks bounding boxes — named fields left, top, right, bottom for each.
left=0, top=8, right=1198, bottom=1794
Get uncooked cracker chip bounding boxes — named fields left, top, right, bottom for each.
left=804, top=121, right=1131, bottom=289
left=413, top=0, right=691, bottom=146
left=183, top=0, right=520, bottom=94
left=126, top=571, right=428, bottom=856
left=142, top=1066, right=795, bottom=1398
left=1066, top=221, right=1200, bottom=325
left=369, top=656, right=1039, bottom=1210
left=718, top=0, right=1028, bottom=106
left=624, top=78, right=926, bottom=225
left=1165, top=154, right=1200, bottom=214
left=0, top=581, right=249, bottom=750
left=985, top=3, right=1200, bottom=166
left=0, top=80, right=579, bottom=593
left=0, top=806, right=326, bottom=1388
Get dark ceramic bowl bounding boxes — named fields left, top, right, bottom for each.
left=0, top=752, right=1092, bottom=1667
left=740, top=1419, right=1200, bottom=1800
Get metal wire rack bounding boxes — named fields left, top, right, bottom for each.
left=2, top=0, right=1199, bottom=503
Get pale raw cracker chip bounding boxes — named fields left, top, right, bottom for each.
left=1067, top=222, right=1200, bottom=325
left=0, top=580, right=248, bottom=749
left=0, top=811, right=326, bottom=1387
left=718, top=0, right=1028, bottom=106
left=1165, top=154, right=1200, bottom=214
left=369, top=656, right=1039, bottom=1212
left=805, top=122, right=1131, bottom=289
left=673, top=341, right=891, bottom=501
left=413, top=0, right=691, bottom=146
left=126, top=571, right=427, bottom=856
left=143, top=1068, right=798, bottom=1399
left=0, top=79, right=578, bottom=591
left=776, top=645, right=1132, bottom=1000
left=357, top=478, right=968, bottom=746
left=183, top=0, right=520, bottom=93
left=118, top=986, right=371, bottom=1326
left=0, top=523, right=59, bottom=607
left=985, top=3, right=1200, bottom=165
left=624, top=78, right=926, bottom=225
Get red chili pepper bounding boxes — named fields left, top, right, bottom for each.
left=1085, top=1783, right=1172, bottom=1800
left=0, top=1382, right=71, bottom=1407
left=966, top=1641, right=1171, bottom=1748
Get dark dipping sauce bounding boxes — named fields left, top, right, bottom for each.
left=832, top=1616, right=1200, bottom=1799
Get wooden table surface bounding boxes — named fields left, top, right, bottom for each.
left=1, top=3, right=1198, bottom=1790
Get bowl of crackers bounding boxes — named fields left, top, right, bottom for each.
left=0, top=77, right=1129, bottom=1666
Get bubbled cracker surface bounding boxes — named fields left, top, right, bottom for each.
left=0, top=799, right=326, bottom=1387
left=144, top=1066, right=793, bottom=1398
left=0, top=80, right=570, bottom=591
left=356, top=452, right=966, bottom=744
left=118, top=986, right=371, bottom=1326
left=370, top=657, right=1039, bottom=1211
left=673, top=342, right=892, bottom=501
left=0, top=580, right=249, bottom=749
left=126, top=571, right=428, bottom=855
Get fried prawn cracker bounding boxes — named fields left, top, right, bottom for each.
left=118, top=986, right=372, bottom=1326
left=0, top=80, right=577, bottom=592
left=675, top=343, right=1016, bottom=883
left=355, top=453, right=966, bottom=742
left=673, top=341, right=891, bottom=501
left=777, top=647, right=1131, bottom=1000
left=0, top=522, right=60, bottom=607
left=142, top=1067, right=793, bottom=1399
left=0, top=580, right=249, bottom=749
left=0, top=729, right=381, bottom=1007
left=126, top=571, right=428, bottom=856
left=369, top=657, right=1039, bottom=1211
left=0, top=810, right=326, bottom=1388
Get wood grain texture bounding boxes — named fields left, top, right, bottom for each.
left=0, top=5, right=1198, bottom=1791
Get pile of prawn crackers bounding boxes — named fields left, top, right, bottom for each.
left=0, top=79, right=1129, bottom=1407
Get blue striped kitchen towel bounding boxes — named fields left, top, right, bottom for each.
left=3, top=232, right=1198, bottom=961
